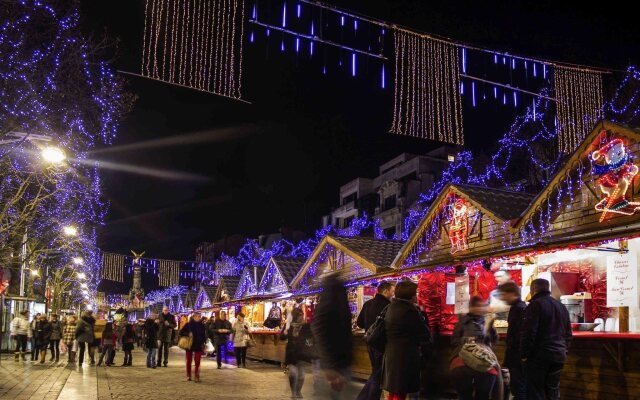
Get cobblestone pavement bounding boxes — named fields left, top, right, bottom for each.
left=1, top=347, right=364, bottom=400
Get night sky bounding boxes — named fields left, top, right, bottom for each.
left=82, top=0, right=640, bottom=261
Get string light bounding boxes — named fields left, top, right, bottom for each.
left=554, top=66, right=604, bottom=153
left=141, top=0, right=245, bottom=99
left=390, top=30, right=464, bottom=145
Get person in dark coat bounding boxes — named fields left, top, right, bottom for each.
left=520, top=279, right=572, bottom=400
left=212, top=311, right=232, bottom=368
left=144, top=317, right=160, bottom=368
left=450, top=296, right=498, bottom=400
left=75, top=311, right=96, bottom=367
left=179, top=312, right=207, bottom=382
left=498, top=281, right=527, bottom=400
left=156, top=307, right=177, bottom=367
left=356, top=281, right=396, bottom=400
left=121, top=323, right=135, bottom=366
left=381, top=280, right=431, bottom=400
left=205, top=315, right=217, bottom=358
left=48, top=313, right=63, bottom=362
left=34, top=315, right=52, bottom=364
left=311, top=272, right=353, bottom=400
left=285, top=308, right=314, bottom=398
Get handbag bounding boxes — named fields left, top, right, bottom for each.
left=458, top=341, right=499, bottom=373
left=204, top=339, right=214, bottom=353
left=178, top=333, right=193, bottom=351
left=245, top=334, right=256, bottom=348
left=363, top=304, right=390, bottom=353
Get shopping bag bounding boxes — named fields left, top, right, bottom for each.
left=72, top=340, right=78, bottom=353
left=204, top=339, right=214, bottom=353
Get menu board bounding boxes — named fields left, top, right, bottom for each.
left=607, top=254, right=639, bottom=307
left=454, top=275, right=470, bottom=314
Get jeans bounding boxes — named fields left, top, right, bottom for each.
left=78, top=342, right=95, bottom=365
left=235, top=346, right=247, bottom=366
left=147, top=348, right=157, bottom=367
left=509, top=363, right=526, bottom=400
left=98, top=344, right=114, bottom=365
left=525, top=359, right=563, bottom=400
left=186, top=351, right=202, bottom=378
left=14, top=335, right=28, bottom=353
left=216, top=343, right=228, bottom=367
left=451, top=366, right=497, bottom=400
left=49, top=339, right=60, bottom=360
left=158, top=341, right=171, bottom=366
left=288, top=362, right=306, bottom=395
left=356, top=346, right=383, bottom=400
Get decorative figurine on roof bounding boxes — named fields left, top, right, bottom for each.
left=449, top=198, right=470, bottom=254
left=591, top=135, right=640, bottom=221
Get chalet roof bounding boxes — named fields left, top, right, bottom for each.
left=271, top=257, right=306, bottom=285
left=331, top=236, right=404, bottom=269
left=202, top=285, right=218, bottom=302
left=220, top=276, right=241, bottom=298
left=455, top=184, right=534, bottom=221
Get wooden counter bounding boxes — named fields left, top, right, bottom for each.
left=247, top=331, right=286, bottom=364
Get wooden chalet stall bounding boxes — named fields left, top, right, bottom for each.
left=389, top=121, right=640, bottom=399
left=194, top=285, right=221, bottom=317
left=245, top=257, right=306, bottom=363
left=292, top=235, right=404, bottom=379
left=234, top=266, right=267, bottom=327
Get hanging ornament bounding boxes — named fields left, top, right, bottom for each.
left=448, top=198, right=470, bottom=254
left=159, top=260, right=180, bottom=287
left=590, top=134, right=640, bottom=220
left=101, top=252, right=124, bottom=282
left=390, top=30, right=464, bottom=145
left=141, top=0, right=246, bottom=100
left=554, top=66, right=604, bottom=153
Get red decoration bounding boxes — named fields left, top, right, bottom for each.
left=449, top=198, right=470, bottom=254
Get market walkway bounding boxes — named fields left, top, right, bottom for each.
left=0, top=348, right=364, bottom=400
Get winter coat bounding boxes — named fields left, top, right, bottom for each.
left=382, top=298, right=431, bottom=394
left=144, top=319, right=159, bottom=349
left=231, top=320, right=250, bottom=347
left=357, top=293, right=391, bottom=331
left=212, top=319, right=232, bottom=345
left=451, top=313, right=498, bottom=357
left=63, top=323, right=76, bottom=345
left=10, top=316, right=31, bottom=336
left=504, top=299, right=527, bottom=368
left=157, top=312, right=177, bottom=343
left=34, top=320, right=52, bottom=346
left=122, top=325, right=135, bottom=351
left=49, top=320, right=63, bottom=341
left=311, top=273, right=353, bottom=371
left=179, top=318, right=207, bottom=352
left=75, top=316, right=96, bottom=343
left=520, top=290, right=573, bottom=364
left=285, top=322, right=316, bottom=365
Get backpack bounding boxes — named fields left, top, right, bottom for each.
left=363, top=304, right=389, bottom=352
left=458, top=341, right=498, bottom=372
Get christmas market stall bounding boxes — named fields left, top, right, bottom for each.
left=291, top=235, right=404, bottom=379
left=194, top=285, right=221, bottom=318
left=390, top=121, right=640, bottom=399
left=234, top=266, right=267, bottom=327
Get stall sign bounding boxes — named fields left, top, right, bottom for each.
left=454, top=275, right=470, bottom=314
left=606, top=254, right=639, bottom=307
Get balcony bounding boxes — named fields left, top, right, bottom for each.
left=332, top=201, right=357, bottom=218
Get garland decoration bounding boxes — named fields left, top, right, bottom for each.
left=101, top=252, right=125, bottom=282
left=159, top=259, right=181, bottom=287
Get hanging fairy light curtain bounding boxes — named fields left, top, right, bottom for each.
left=390, top=30, right=464, bottom=145
left=158, top=260, right=180, bottom=287
left=101, top=252, right=125, bottom=282
left=554, top=66, right=604, bottom=153
left=141, top=0, right=246, bottom=99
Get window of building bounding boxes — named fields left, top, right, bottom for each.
left=342, top=192, right=357, bottom=206
left=384, top=227, right=396, bottom=238
left=383, top=195, right=397, bottom=211
left=343, top=216, right=354, bottom=228
left=447, top=154, right=455, bottom=162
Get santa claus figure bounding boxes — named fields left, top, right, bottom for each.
left=591, top=136, right=640, bottom=218
left=449, top=198, right=469, bottom=254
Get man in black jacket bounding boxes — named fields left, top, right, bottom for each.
left=355, top=281, right=395, bottom=400
left=499, top=281, right=527, bottom=400
left=311, top=272, right=353, bottom=399
left=520, top=279, right=572, bottom=400
left=157, top=307, right=177, bottom=367
left=213, top=311, right=232, bottom=369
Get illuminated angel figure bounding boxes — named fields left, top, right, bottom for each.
left=131, top=250, right=145, bottom=265
left=591, top=136, right=640, bottom=220
left=449, top=198, right=469, bottom=254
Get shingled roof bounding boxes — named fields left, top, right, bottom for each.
left=272, top=257, right=306, bottom=285
left=220, top=276, right=241, bottom=298
left=331, top=236, right=404, bottom=269
left=455, top=184, right=534, bottom=221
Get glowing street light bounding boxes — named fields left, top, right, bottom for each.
left=82, top=289, right=88, bottom=295
left=30, top=269, right=39, bottom=277
left=77, top=272, right=86, bottom=280
left=63, top=225, right=78, bottom=237
left=72, top=257, right=83, bottom=265
left=80, top=283, right=88, bottom=289
left=41, top=146, right=66, bottom=164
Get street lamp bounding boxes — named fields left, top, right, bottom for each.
left=72, top=257, right=83, bottom=265
left=77, top=272, right=86, bottom=280
left=41, top=146, right=66, bottom=164
left=63, top=225, right=78, bottom=237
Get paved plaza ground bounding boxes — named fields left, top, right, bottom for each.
left=0, top=347, right=364, bottom=400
